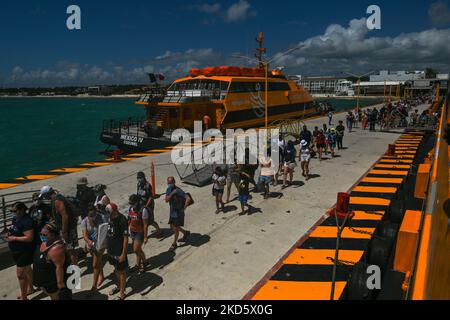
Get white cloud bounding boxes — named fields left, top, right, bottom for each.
left=429, top=1, right=450, bottom=26
left=191, top=1, right=255, bottom=23
left=6, top=16, right=450, bottom=87
left=270, top=17, right=450, bottom=75
left=225, top=0, right=252, bottom=22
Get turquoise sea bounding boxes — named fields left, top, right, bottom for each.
left=0, top=97, right=382, bottom=182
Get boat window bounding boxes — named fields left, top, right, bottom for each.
left=169, top=79, right=230, bottom=92
left=229, top=81, right=290, bottom=93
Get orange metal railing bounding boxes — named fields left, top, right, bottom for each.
left=411, top=88, right=450, bottom=300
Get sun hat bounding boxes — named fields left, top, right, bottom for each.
left=300, top=140, right=308, bottom=147
left=77, top=177, right=89, bottom=185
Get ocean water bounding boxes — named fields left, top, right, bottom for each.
left=0, top=97, right=382, bottom=182
left=0, top=98, right=140, bottom=182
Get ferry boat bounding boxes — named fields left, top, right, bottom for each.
left=100, top=34, right=316, bottom=152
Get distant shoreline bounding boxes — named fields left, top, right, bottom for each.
left=0, top=95, right=139, bottom=99
left=0, top=94, right=384, bottom=100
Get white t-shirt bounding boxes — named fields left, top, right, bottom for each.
left=212, top=174, right=226, bottom=190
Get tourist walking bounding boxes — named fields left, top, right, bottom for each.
left=212, top=167, right=226, bottom=213
left=105, top=203, right=129, bottom=300
left=33, top=223, right=72, bottom=300
left=336, top=121, right=346, bottom=150
left=93, top=184, right=110, bottom=216
left=6, top=202, right=35, bottom=300
left=258, top=153, right=275, bottom=199
left=299, top=140, right=311, bottom=181
left=128, top=195, right=148, bottom=273
left=328, top=111, right=333, bottom=126
left=226, top=162, right=240, bottom=203
left=75, top=177, right=96, bottom=219
left=327, top=128, right=337, bottom=158
left=346, top=112, right=355, bottom=132
left=282, top=141, right=297, bottom=188
left=165, top=177, right=192, bottom=252
left=362, top=111, right=368, bottom=130
left=315, top=129, right=326, bottom=161
left=39, top=186, right=79, bottom=265
left=300, top=125, right=313, bottom=147
left=238, top=171, right=251, bottom=215
left=81, top=206, right=105, bottom=293
left=136, top=172, right=162, bottom=237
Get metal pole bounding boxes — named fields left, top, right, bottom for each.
left=2, top=197, right=6, bottom=233
left=150, top=161, right=156, bottom=197
left=265, top=63, right=269, bottom=130
left=384, top=81, right=387, bottom=105
left=356, top=78, right=361, bottom=113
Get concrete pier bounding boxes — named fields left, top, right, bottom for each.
left=0, top=104, right=428, bottom=300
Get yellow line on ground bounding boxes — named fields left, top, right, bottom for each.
left=50, top=168, right=89, bottom=173
left=0, top=183, right=21, bottom=189
left=16, top=175, right=59, bottom=181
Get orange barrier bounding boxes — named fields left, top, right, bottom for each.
left=394, top=210, right=421, bottom=274
left=411, top=92, right=450, bottom=300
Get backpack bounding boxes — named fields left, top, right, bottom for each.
left=185, top=193, right=195, bottom=207
left=64, top=196, right=84, bottom=218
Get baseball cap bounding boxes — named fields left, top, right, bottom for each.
left=39, top=186, right=54, bottom=198
left=106, top=203, right=118, bottom=213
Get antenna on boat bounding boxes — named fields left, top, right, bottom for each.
left=255, top=32, right=266, bottom=69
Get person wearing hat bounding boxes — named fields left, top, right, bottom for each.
left=327, top=128, right=337, bottom=158
left=137, top=172, right=162, bottom=237
left=299, top=140, right=311, bottom=181
left=39, top=186, right=79, bottom=266
left=75, top=177, right=96, bottom=219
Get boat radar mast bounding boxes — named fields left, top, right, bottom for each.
left=255, top=32, right=266, bottom=69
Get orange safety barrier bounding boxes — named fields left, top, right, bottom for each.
left=394, top=210, right=422, bottom=275
left=414, top=164, right=431, bottom=199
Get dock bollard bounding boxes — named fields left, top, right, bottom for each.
left=387, top=144, right=396, bottom=156
left=113, top=149, right=122, bottom=162
left=151, top=161, right=156, bottom=196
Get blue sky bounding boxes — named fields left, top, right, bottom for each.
left=1, top=0, right=450, bottom=87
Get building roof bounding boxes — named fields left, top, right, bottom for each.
left=356, top=81, right=403, bottom=86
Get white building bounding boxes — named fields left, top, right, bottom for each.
left=370, top=70, right=425, bottom=82
left=294, top=76, right=349, bottom=94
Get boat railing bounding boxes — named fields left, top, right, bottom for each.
left=102, top=117, right=148, bottom=137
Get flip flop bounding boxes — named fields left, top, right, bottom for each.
left=109, top=286, right=119, bottom=296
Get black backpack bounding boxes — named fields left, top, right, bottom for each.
left=63, top=196, right=84, bottom=218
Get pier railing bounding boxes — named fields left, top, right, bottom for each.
left=0, top=190, right=39, bottom=251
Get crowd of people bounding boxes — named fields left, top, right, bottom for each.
left=5, top=173, right=193, bottom=300
left=210, top=119, right=349, bottom=216
left=5, top=97, right=431, bottom=300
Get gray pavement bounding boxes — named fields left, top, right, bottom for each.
left=0, top=103, right=428, bottom=300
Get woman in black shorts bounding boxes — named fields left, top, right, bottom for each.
left=6, top=202, right=35, bottom=300
left=33, top=223, right=72, bottom=300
